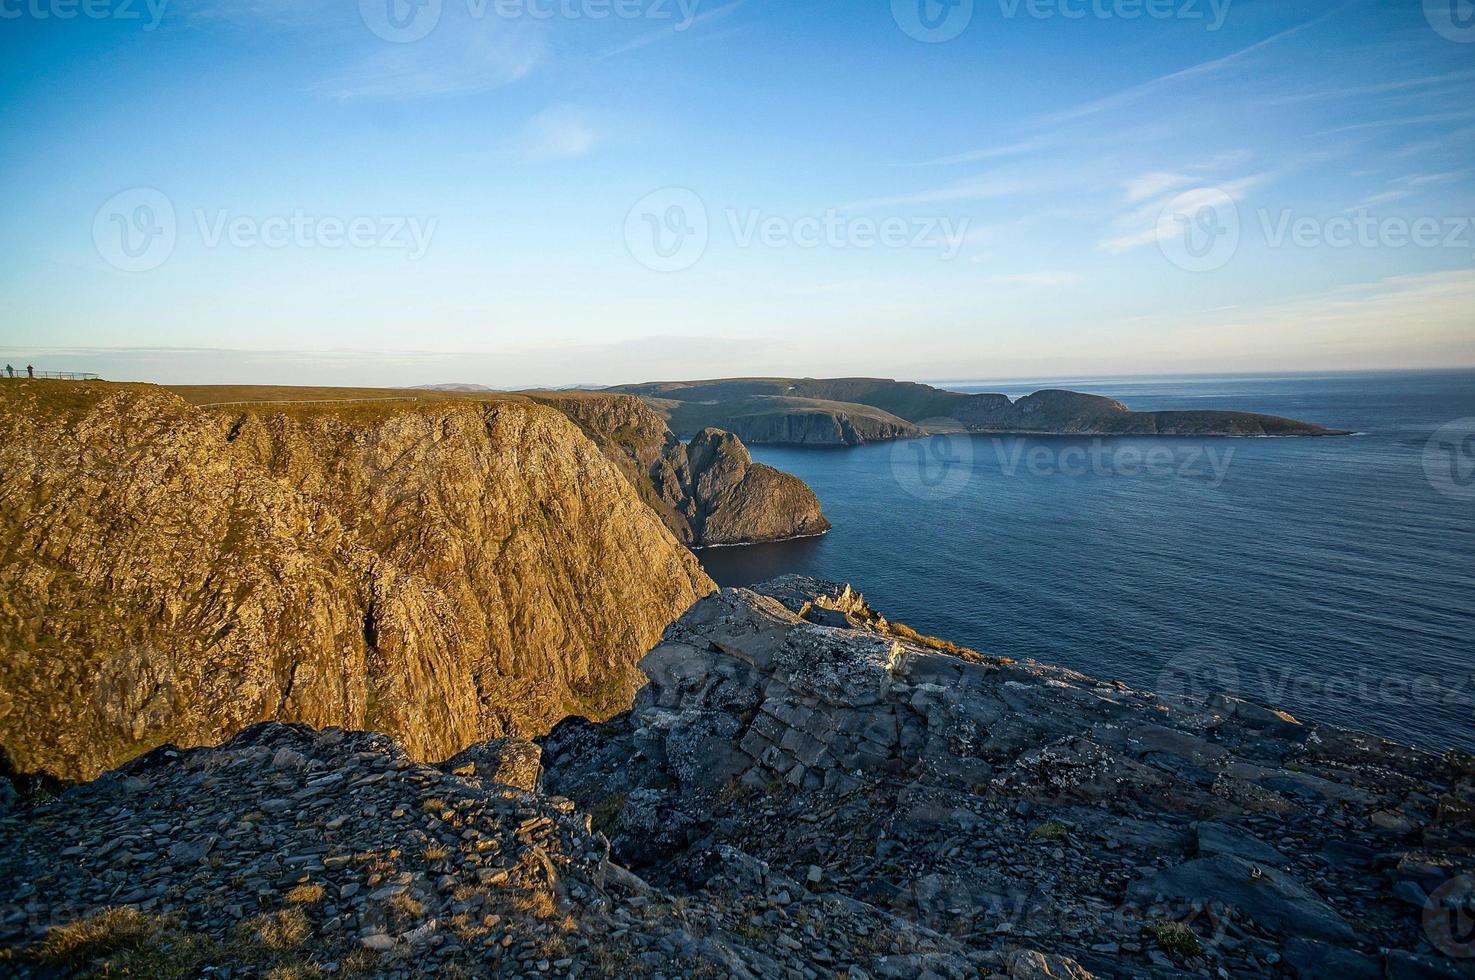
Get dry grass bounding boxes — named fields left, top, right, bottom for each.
left=31, top=905, right=340, bottom=979
left=385, top=893, right=426, bottom=931
left=285, top=883, right=326, bottom=905
left=240, top=907, right=311, bottom=951
left=507, top=888, right=559, bottom=921
left=35, top=907, right=197, bottom=972
left=168, top=384, right=525, bottom=407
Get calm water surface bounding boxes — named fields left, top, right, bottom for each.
left=699, top=370, right=1475, bottom=753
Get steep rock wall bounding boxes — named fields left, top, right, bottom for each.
left=0, top=382, right=714, bottom=781
left=530, top=393, right=828, bottom=545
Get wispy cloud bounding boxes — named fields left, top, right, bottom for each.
left=1124, top=172, right=1196, bottom=204
left=1350, top=171, right=1465, bottom=209
left=1322, top=110, right=1475, bottom=136
left=1098, top=173, right=1273, bottom=254
left=596, top=0, right=744, bottom=61
left=1160, top=270, right=1475, bottom=368
left=842, top=171, right=1045, bottom=210
left=1047, top=16, right=1327, bottom=123
left=1268, top=70, right=1475, bottom=106
left=988, top=271, right=1084, bottom=287
left=511, top=105, right=601, bottom=159
left=321, top=24, right=545, bottom=100
left=915, top=140, right=1046, bottom=167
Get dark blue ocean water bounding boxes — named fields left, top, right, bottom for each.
left=699, top=371, right=1475, bottom=753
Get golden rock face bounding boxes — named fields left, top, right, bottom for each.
left=0, top=383, right=714, bottom=781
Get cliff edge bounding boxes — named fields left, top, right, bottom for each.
left=613, top=378, right=1349, bottom=445
left=3, top=580, right=1470, bottom=978
left=529, top=393, right=828, bottom=545
left=0, top=382, right=715, bottom=782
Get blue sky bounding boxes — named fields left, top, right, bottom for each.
left=1, top=0, right=1472, bottom=386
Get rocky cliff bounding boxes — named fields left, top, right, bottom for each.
left=613, top=378, right=1349, bottom=443
left=673, top=429, right=830, bottom=546
left=4, top=579, right=1471, bottom=978
left=540, top=579, right=1475, bottom=978
left=0, top=381, right=714, bottom=782
left=530, top=393, right=828, bottom=545
left=710, top=404, right=920, bottom=447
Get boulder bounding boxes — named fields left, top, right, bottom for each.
left=1129, top=854, right=1353, bottom=942
left=439, top=737, right=543, bottom=792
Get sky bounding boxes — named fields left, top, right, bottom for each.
left=1, top=0, right=1473, bottom=387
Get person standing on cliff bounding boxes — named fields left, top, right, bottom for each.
left=26, top=364, right=34, bottom=378
left=4, top=364, right=12, bottom=379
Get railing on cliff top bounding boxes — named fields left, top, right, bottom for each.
left=2, top=371, right=100, bottom=381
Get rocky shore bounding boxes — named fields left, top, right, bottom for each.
left=531, top=392, right=829, bottom=544
left=611, top=378, right=1349, bottom=445
left=3, top=578, right=1471, bottom=978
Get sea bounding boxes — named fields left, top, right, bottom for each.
left=698, top=370, right=1475, bottom=754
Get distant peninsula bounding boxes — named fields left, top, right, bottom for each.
left=608, top=377, right=1351, bottom=446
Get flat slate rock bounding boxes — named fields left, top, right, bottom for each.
left=1129, top=854, right=1354, bottom=942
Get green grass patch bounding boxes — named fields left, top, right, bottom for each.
left=1029, top=820, right=1071, bottom=842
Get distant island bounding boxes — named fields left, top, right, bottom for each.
left=608, top=377, right=1351, bottom=445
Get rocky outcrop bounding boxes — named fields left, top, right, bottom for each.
left=0, top=722, right=997, bottom=978
left=532, top=393, right=828, bottom=545
left=664, top=429, right=829, bottom=546
left=612, top=378, right=1349, bottom=442
left=541, top=578, right=1475, bottom=978
left=0, top=382, right=714, bottom=782
left=712, top=407, right=920, bottom=447
left=3, top=577, right=1473, bottom=977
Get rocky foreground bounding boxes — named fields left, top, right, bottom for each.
left=3, top=579, right=1473, bottom=978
